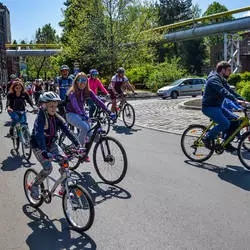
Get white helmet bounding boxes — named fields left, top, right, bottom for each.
left=39, top=91, right=61, bottom=103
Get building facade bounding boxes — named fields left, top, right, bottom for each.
left=0, top=3, right=10, bottom=84
left=210, top=32, right=250, bottom=72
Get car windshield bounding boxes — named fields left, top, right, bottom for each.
left=168, top=79, right=184, bottom=86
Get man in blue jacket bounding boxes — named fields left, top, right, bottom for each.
left=202, top=61, right=246, bottom=151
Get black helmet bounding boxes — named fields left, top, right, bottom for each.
left=117, top=67, right=125, bottom=73
left=39, top=91, right=61, bottom=103
left=60, top=65, right=69, bottom=71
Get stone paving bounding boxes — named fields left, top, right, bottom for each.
left=129, top=97, right=210, bottom=135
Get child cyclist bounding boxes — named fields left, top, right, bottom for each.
left=30, top=91, right=84, bottom=200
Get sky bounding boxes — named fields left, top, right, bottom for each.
left=1, top=0, right=250, bottom=42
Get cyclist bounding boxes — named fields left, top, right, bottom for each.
left=66, top=72, right=115, bottom=149
left=202, top=61, right=246, bottom=151
left=87, top=69, right=109, bottom=117
left=7, top=79, right=35, bottom=137
left=33, top=79, right=44, bottom=106
left=108, top=67, right=135, bottom=113
left=55, top=65, right=73, bottom=116
left=30, top=92, right=83, bottom=200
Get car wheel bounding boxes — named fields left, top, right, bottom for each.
left=171, top=91, right=178, bottom=99
left=161, top=96, right=167, bottom=99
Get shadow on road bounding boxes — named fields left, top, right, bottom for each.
left=23, top=204, right=96, bottom=250
left=1, top=152, right=35, bottom=171
left=71, top=171, right=131, bottom=205
left=185, top=160, right=250, bottom=191
left=111, top=123, right=141, bottom=135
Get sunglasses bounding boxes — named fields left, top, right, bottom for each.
left=77, top=77, right=87, bottom=83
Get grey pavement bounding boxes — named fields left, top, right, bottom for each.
left=130, top=97, right=209, bottom=134
left=1, top=99, right=250, bottom=249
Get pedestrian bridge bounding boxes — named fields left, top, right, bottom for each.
left=5, top=44, right=62, bottom=57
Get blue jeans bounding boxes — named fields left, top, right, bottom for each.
left=66, top=112, right=91, bottom=146
left=202, top=107, right=231, bottom=139
left=8, top=111, right=27, bottom=127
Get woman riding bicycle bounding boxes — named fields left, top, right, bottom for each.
left=202, top=61, right=246, bottom=152
left=30, top=92, right=83, bottom=200
left=87, top=69, right=109, bottom=117
left=65, top=72, right=115, bottom=150
left=108, top=67, right=135, bottom=113
left=7, top=79, right=35, bottom=137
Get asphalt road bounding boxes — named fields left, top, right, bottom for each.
left=1, top=99, right=250, bottom=250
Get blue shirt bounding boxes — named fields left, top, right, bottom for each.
left=55, top=76, right=73, bottom=101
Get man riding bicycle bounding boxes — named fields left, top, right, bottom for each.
left=55, top=65, right=73, bottom=116
left=202, top=61, right=246, bottom=152
left=108, top=67, right=135, bottom=113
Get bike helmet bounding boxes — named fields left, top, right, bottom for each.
left=60, top=64, right=69, bottom=71
left=39, top=91, right=61, bottom=103
left=10, top=74, right=16, bottom=79
left=117, top=67, right=125, bottom=73
left=89, top=69, right=99, bottom=75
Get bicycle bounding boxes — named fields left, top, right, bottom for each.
left=59, top=117, right=128, bottom=184
left=107, top=93, right=135, bottom=128
left=12, top=111, right=32, bottom=161
left=23, top=152, right=95, bottom=232
left=181, top=106, right=250, bottom=169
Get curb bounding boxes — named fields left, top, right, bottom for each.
left=178, top=99, right=202, bottom=111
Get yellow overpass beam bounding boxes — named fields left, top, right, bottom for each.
left=5, top=44, right=61, bottom=49
left=144, top=6, right=250, bottom=33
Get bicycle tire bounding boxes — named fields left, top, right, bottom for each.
left=122, top=103, right=135, bottom=128
left=23, top=168, right=44, bottom=208
left=93, top=136, right=128, bottom=184
left=62, top=184, right=95, bottom=232
left=98, top=110, right=111, bottom=134
left=0, top=100, right=3, bottom=113
left=181, top=124, right=214, bottom=162
left=21, top=126, right=32, bottom=161
left=12, top=127, right=20, bottom=151
left=238, top=131, right=250, bottom=170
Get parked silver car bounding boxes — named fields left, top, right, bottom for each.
left=157, top=78, right=206, bottom=99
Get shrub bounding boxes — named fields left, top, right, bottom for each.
left=239, top=81, right=250, bottom=101
left=228, top=73, right=241, bottom=86
left=240, top=72, right=250, bottom=81
left=146, top=57, right=186, bottom=91
left=236, top=80, right=246, bottom=93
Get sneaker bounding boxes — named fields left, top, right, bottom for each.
left=201, top=136, right=212, bottom=150
left=224, top=143, right=237, bottom=153
left=79, top=155, right=90, bottom=163
left=58, top=185, right=65, bottom=196
left=30, top=184, right=40, bottom=200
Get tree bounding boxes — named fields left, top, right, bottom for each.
left=202, top=2, right=233, bottom=46
left=25, top=24, right=58, bottom=79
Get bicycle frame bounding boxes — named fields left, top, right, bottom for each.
left=201, top=113, right=249, bottom=148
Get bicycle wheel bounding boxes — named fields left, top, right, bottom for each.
left=64, top=145, right=81, bottom=171
left=21, top=126, right=32, bottom=161
left=240, top=126, right=250, bottom=151
left=93, top=136, right=128, bottom=184
left=0, top=100, right=3, bottom=113
left=23, top=168, right=44, bottom=208
left=238, top=131, right=250, bottom=170
left=122, top=103, right=135, bottom=128
left=98, top=110, right=110, bottom=134
left=62, top=184, right=95, bottom=232
left=181, top=124, right=214, bottom=162
left=12, top=127, right=20, bottom=151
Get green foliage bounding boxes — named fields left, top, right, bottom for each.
left=241, top=72, right=250, bottom=81
left=228, top=73, right=241, bottom=86
left=239, top=81, right=250, bottom=101
left=202, top=2, right=232, bottom=46
left=147, top=57, right=186, bottom=91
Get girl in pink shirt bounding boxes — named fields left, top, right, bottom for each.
left=87, top=69, right=109, bottom=117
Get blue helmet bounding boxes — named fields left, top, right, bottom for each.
left=117, top=67, right=125, bottom=73
left=60, top=64, right=69, bottom=71
left=89, top=69, right=99, bottom=75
